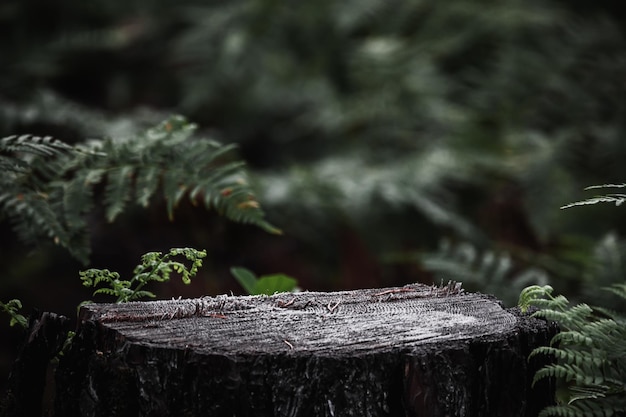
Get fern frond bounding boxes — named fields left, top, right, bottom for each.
left=104, top=165, right=135, bottom=222
left=531, top=301, right=593, bottom=330
left=61, top=171, right=95, bottom=231
left=529, top=347, right=606, bottom=369
left=539, top=403, right=617, bottom=417
left=0, top=133, right=95, bottom=259
left=0, top=299, right=28, bottom=328
left=162, top=166, right=187, bottom=220
left=533, top=364, right=586, bottom=386
left=1, top=116, right=280, bottom=263
left=562, top=184, right=626, bottom=209
left=135, top=166, right=161, bottom=207
left=92, top=115, right=280, bottom=232
left=0, top=155, right=29, bottom=174
left=585, top=184, right=626, bottom=190
left=127, top=290, right=156, bottom=301
left=568, top=385, right=610, bottom=403
left=524, top=281, right=626, bottom=417
left=421, top=239, right=548, bottom=305
left=534, top=361, right=618, bottom=389
left=80, top=247, right=206, bottom=303
left=93, top=288, right=119, bottom=297
left=0, top=191, right=70, bottom=248
left=550, top=331, right=594, bottom=347
left=530, top=295, right=571, bottom=313
left=564, top=304, right=596, bottom=327
left=592, top=306, right=624, bottom=322
left=583, top=320, right=626, bottom=354
left=190, top=141, right=239, bottom=169
left=0, top=134, right=74, bottom=157
left=603, top=283, right=626, bottom=301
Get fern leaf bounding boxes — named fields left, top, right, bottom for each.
left=1, top=116, right=280, bottom=262
left=0, top=134, right=73, bottom=157
left=135, top=166, right=161, bottom=207
left=191, top=141, right=239, bottom=169
left=583, top=321, right=626, bottom=355
left=551, top=331, right=594, bottom=347
left=162, top=167, right=186, bottom=220
left=0, top=192, right=69, bottom=246
left=530, top=347, right=606, bottom=369
left=530, top=295, right=570, bottom=313
left=568, top=385, right=610, bottom=404
left=564, top=304, right=596, bottom=327
left=98, top=115, right=280, bottom=232
left=539, top=403, right=615, bottom=417
left=83, top=168, right=107, bottom=185
left=422, top=240, right=548, bottom=305
left=537, top=363, right=609, bottom=387
left=127, top=290, right=156, bottom=301
left=104, top=166, right=134, bottom=222
left=534, top=308, right=589, bottom=329
left=592, top=306, right=623, bottom=322
left=93, top=288, right=118, bottom=297
left=533, top=364, right=582, bottom=386
left=0, top=155, right=28, bottom=174
left=603, top=283, right=626, bottom=301
left=525, top=279, right=626, bottom=417
left=0, top=134, right=86, bottom=254
left=62, top=171, right=94, bottom=231
left=562, top=184, right=626, bottom=209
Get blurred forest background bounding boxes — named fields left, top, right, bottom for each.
left=2, top=0, right=626, bottom=393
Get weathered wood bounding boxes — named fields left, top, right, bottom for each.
left=1, top=311, right=70, bottom=417
left=54, top=283, right=555, bottom=417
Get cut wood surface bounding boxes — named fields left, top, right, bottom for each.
left=55, top=283, right=555, bottom=417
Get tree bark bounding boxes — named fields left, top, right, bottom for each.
left=54, top=283, right=555, bottom=417
left=1, top=311, right=70, bottom=417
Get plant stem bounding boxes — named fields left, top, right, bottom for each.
left=120, top=254, right=167, bottom=303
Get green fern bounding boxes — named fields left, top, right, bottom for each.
left=561, top=184, right=626, bottom=209
left=580, top=234, right=626, bottom=314
left=0, top=115, right=280, bottom=263
left=0, top=299, right=28, bottom=329
left=0, top=134, right=82, bottom=252
left=80, top=248, right=207, bottom=303
left=419, top=239, right=548, bottom=305
left=518, top=285, right=626, bottom=416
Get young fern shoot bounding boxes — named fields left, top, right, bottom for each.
left=0, top=299, right=28, bottom=329
left=80, top=248, right=207, bottom=303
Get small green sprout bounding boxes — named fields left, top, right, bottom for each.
left=518, top=284, right=556, bottom=314
left=80, top=248, right=207, bottom=303
left=0, top=299, right=28, bottom=329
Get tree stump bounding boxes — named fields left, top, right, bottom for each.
left=55, top=283, right=555, bottom=417
left=1, top=311, right=70, bottom=417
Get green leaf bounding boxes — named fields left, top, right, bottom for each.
left=104, top=165, right=134, bottom=222
left=253, top=274, right=298, bottom=295
left=0, top=299, right=28, bottom=329
left=230, top=267, right=258, bottom=295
